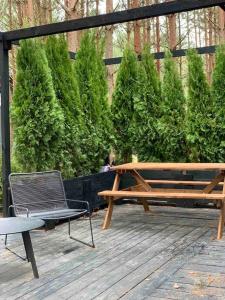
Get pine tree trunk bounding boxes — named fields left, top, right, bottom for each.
left=16, top=0, right=24, bottom=27
left=40, top=0, right=52, bottom=24
left=127, top=0, right=131, bottom=42
left=65, top=0, right=80, bottom=52
left=219, top=7, right=225, bottom=43
left=86, top=0, right=89, bottom=16
left=95, top=0, right=100, bottom=44
left=178, top=13, right=182, bottom=76
left=204, top=9, right=210, bottom=82
left=18, top=0, right=34, bottom=26
left=77, top=0, right=84, bottom=45
left=208, top=8, right=214, bottom=83
left=194, top=10, right=198, bottom=47
left=143, top=0, right=151, bottom=45
left=9, top=0, right=16, bottom=87
left=198, top=11, right=202, bottom=47
left=106, top=0, right=114, bottom=102
left=22, top=0, right=34, bottom=25
left=132, top=0, right=141, bottom=54
left=166, top=0, right=176, bottom=50
left=186, top=12, right=190, bottom=48
left=155, top=15, right=160, bottom=73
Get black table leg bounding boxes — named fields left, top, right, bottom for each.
left=22, top=231, right=39, bottom=278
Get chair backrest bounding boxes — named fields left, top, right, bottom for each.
left=9, top=171, right=68, bottom=216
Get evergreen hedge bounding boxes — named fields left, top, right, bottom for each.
left=132, top=46, right=162, bottom=162
left=11, top=39, right=65, bottom=172
left=211, top=45, right=225, bottom=162
left=75, top=32, right=112, bottom=172
left=46, top=36, right=84, bottom=176
left=186, top=49, right=214, bottom=162
left=111, top=47, right=139, bottom=162
left=159, top=51, right=186, bottom=162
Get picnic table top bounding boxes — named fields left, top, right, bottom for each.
left=111, top=162, right=225, bottom=171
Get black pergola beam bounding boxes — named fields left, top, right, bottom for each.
left=70, top=45, right=217, bottom=65
left=3, top=0, right=225, bottom=42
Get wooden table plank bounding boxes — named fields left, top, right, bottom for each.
left=112, top=162, right=225, bottom=171
left=98, top=190, right=225, bottom=200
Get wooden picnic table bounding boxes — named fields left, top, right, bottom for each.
left=98, top=162, right=225, bottom=239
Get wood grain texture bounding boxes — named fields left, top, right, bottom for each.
left=112, top=162, right=225, bottom=171
left=98, top=190, right=225, bottom=200
left=1, top=205, right=225, bottom=300
left=146, top=179, right=224, bottom=186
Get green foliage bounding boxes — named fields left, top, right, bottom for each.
left=11, top=39, right=65, bottom=172
left=186, top=49, right=214, bottom=162
left=75, top=32, right=113, bottom=172
left=211, top=45, right=225, bottom=162
left=159, top=51, right=186, bottom=161
left=45, top=35, right=84, bottom=177
left=132, top=46, right=162, bottom=161
left=111, top=47, right=139, bottom=162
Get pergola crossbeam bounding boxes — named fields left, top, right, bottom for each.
left=69, top=45, right=217, bottom=65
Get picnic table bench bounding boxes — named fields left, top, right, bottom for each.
left=98, top=163, right=225, bottom=239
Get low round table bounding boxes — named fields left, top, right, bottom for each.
left=0, top=217, right=44, bottom=278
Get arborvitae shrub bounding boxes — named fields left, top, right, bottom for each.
left=95, top=41, right=114, bottom=158
left=11, top=39, right=65, bottom=171
left=75, top=32, right=112, bottom=172
left=159, top=51, right=186, bottom=162
left=211, top=45, right=225, bottom=162
left=186, top=49, right=214, bottom=162
left=111, top=47, right=139, bottom=162
left=46, top=35, right=84, bottom=177
left=132, top=46, right=162, bottom=161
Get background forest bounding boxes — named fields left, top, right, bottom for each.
left=1, top=0, right=225, bottom=180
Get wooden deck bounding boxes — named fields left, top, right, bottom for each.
left=1, top=204, right=225, bottom=299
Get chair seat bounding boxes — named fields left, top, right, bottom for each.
left=19, top=208, right=87, bottom=220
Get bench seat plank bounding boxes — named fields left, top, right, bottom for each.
left=98, top=190, right=225, bottom=200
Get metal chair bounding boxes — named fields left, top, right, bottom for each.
left=7, top=171, right=95, bottom=249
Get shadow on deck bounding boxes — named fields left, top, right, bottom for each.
left=0, top=204, right=225, bottom=299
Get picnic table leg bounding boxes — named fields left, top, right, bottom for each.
left=102, top=197, right=114, bottom=229
left=102, top=173, right=121, bottom=229
left=217, top=200, right=225, bottom=239
left=129, top=170, right=151, bottom=212
left=217, top=173, right=225, bottom=239
left=141, top=200, right=150, bottom=212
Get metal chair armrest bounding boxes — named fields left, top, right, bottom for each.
left=66, top=199, right=90, bottom=212
left=8, top=204, right=30, bottom=217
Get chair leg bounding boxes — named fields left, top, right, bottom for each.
left=69, top=214, right=95, bottom=248
left=5, top=235, right=7, bottom=247
left=5, top=234, right=28, bottom=261
left=68, top=218, right=71, bottom=236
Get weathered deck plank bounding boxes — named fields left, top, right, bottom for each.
left=0, top=204, right=225, bottom=300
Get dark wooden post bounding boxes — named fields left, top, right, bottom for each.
left=0, top=38, right=11, bottom=217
